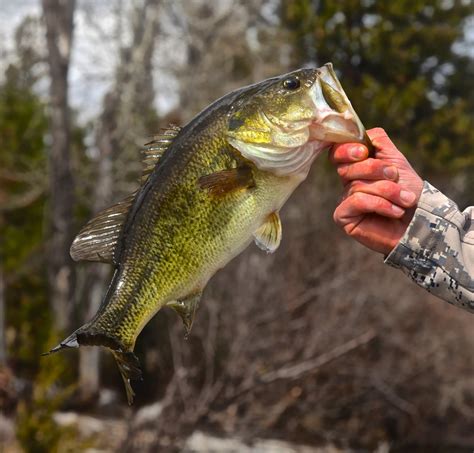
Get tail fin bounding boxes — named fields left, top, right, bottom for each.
left=42, top=331, right=80, bottom=355
left=43, top=326, right=142, bottom=405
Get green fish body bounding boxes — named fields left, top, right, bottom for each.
left=48, top=64, right=370, bottom=403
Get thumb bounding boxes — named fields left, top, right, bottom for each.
left=367, top=127, right=407, bottom=163
left=367, top=127, right=423, bottom=200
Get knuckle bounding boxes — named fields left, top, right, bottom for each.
left=365, top=158, right=377, bottom=173
left=379, top=180, right=396, bottom=197
left=347, top=181, right=361, bottom=196
left=374, top=196, right=389, bottom=211
left=352, top=192, right=365, bottom=208
left=333, top=208, right=343, bottom=226
left=337, top=164, right=348, bottom=178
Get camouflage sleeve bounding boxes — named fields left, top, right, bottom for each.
left=384, top=181, right=474, bottom=313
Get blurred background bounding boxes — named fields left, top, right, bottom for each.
left=0, top=0, right=473, bottom=452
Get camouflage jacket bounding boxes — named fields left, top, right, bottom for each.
left=385, top=181, right=474, bottom=313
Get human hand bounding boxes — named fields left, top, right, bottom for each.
left=329, top=128, right=424, bottom=255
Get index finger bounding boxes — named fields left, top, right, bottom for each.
left=329, top=143, right=369, bottom=164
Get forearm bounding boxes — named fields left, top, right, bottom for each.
left=385, top=181, right=474, bottom=313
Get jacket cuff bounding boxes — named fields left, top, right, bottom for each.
left=384, top=181, right=458, bottom=270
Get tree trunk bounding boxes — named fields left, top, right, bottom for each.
left=42, top=0, right=76, bottom=332
left=78, top=95, right=114, bottom=402
left=0, top=262, right=6, bottom=366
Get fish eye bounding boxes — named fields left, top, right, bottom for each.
left=282, top=77, right=300, bottom=90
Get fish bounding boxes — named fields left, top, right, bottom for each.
left=45, top=63, right=371, bottom=404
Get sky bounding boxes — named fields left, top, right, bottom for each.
left=0, top=0, right=182, bottom=122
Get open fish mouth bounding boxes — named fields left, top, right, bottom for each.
left=308, top=63, right=366, bottom=144
left=227, top=63, right=370, bottom=177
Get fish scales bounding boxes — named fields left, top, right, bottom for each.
left=101, top=117, right=291, bottom=340
left=46, top=64, right=371, bottom=403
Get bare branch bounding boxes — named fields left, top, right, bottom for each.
left=260, top=330, right=377, bottom=383
left=371, top=376, right=419, bottom=418
left=0, top=186, right=44, bottom=212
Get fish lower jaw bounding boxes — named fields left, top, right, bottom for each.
left=308, top=119, right=364, bottom=144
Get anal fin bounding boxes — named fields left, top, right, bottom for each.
left=167, top=292, right=202, bottom=338
left=254, top=212, right=282, bottom=253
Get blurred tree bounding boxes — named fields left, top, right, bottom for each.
left=0, top=62, right=49, bottom=370
left=42, top=0, right=77, bottom=332
left=162, top=0, right=285, bottom=120
left=16, top=347, right=78, bottom=453
left=1, top=1, right=473, bottom=450
left=281, top=0, right=474, bottom=194
left=0, top=266, right=5, bottom=365
left=0, top=15, right=89, bottom=447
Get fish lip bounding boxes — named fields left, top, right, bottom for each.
left=309, top=63, right=367, bottom=144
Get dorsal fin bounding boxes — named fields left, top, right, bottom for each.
left=70, top=194, right=135, bottom=263
left=141, top=125, right=181, bottom=182
left=71, top=125, right=181, bottom=264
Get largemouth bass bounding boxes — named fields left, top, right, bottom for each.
left=46, top=63, right=371, bottom=403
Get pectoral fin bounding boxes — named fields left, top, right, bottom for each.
left=167, top=292, right=202, bottom=337
left=198, top=166, right=255, bottom=196
left=254, top=212, right=282, bottom=253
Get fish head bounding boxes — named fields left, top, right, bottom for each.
left=227, top=63, right=370, bottom=176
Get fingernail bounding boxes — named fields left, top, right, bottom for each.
left=383, top=166, right=398, bottom=180
left=350, top=145, right=365, bottom=159
left=400, top=190, right=416, bottom=204
left=392, top=205, right=404, bottom=215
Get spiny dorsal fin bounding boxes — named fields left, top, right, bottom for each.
left=70, top=193, right=135, bottom=263
left=254, top=212, right=282, bottom=253
left=141, top=125, right=181, bottom=182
